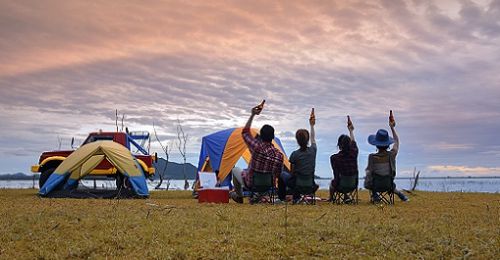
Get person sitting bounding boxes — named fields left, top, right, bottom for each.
left=329, top=116, right=358, bottom=202
left=364, top=111, right=409, bottom=202
left=230, top=102, right=284, bottom=204
left=278, top=109, right=318, bottom=203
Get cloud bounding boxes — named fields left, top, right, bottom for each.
left=426, top=142, right=474, bottom=151
left=0, top=0, right=499, bottom=175
left=428, top=165, right=500, bottom=176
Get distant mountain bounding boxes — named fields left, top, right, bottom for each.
left=0, top=172, right=38, bottom=180
left=153, top=159, right=198, bottom=180
left=0, top=160, right=198, bottom=181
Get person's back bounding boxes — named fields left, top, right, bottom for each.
left=367, top=150, right=396, bottom=177
left=330, top=141, right=359, bottom=177
left=243, top=127, right=283, bottom=186
left=289, top=143, right=316, bottom=177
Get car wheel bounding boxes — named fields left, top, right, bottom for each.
left=39, top=167, right=72, bottom=190
left=39, top=167, right=55, bottom=188
left=115, top=174, right=132, bottom=190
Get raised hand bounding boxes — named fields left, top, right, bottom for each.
left=252, top=100, right=265, bottom=115
left=347, top=115, right=354, bottom=131
left=309, top=108, right=315, bottom=126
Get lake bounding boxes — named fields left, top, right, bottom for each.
left=1, top=177, right=499, bottom=193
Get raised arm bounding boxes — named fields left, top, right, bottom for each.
left=309, top=108, right=316, bottom=145
left=347, top=115, right=355, bottom=142
left=244, top=111, right=256, bottom=130
left=242, top=102, right=264, bottom=151
left=389, top=111, right=399, bottom=154
left=390, top=125, right=399, bottom=154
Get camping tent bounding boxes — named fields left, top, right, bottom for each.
left=39, top=141, right=149, bottom=197
left=197, top=127, right=291, bottom=187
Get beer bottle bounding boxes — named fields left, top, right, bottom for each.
left=389, top=110, right=396, bottom=127
left=258, top=99, right=265, bottom=109
left=309, top=108, right=315, bottom=125
left=254, top=99, right=265, bottom=115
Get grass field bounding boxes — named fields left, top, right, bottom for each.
left=0, top=189, right=498, bottom=259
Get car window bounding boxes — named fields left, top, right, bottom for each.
left=82, top=135, right=114, bottom=145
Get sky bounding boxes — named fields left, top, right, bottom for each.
left=0, top=0, right=499, bottom=178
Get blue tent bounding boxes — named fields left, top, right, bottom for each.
left=196, top=127, right=291, bottom=187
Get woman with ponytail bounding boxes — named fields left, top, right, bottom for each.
left=329, top=116, right=359, bottom=202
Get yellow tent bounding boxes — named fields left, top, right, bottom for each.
left=39, top=141, right=148, bottom=197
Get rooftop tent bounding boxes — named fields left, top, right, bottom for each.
left=39, top=141, right=149, bottom=197
left=197, top=127, right=291, bottom=187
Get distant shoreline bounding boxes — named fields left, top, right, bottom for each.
left=1, top=174, right=499, bottom=181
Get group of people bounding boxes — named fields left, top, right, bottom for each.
left=230, top=101, right=408, bottom=204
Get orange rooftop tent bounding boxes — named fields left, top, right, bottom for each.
left=196, top=127, right=291, bottom=187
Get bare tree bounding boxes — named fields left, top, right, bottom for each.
left=115, top=109, right=119, bottom=132
left=153, top=122, right=172, bottom=190
left=147, top=134, right=151, bottom=154
left=411, top=167, right=421, bottom=191
left=57, top=135, right=62, bottom=150
left=176, top=119, right=189, bottom=190
left=121, top=114, right=125, bottom=132
left=115, top=109, right=126, bottom=132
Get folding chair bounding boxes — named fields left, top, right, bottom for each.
left=249, top=171, right=275, bottom=204
left=332, top=175, right=358, bottom=204
left=294, top=174, right=317, bottom=205
left=370, top=174, right=395, bottom=204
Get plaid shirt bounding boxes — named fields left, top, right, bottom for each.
left=330, top=141, right=359, bottom=188
left=242, top=127, right=284, bottom=187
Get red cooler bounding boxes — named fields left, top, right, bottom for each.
left=198, top=188, right=230, bottom=203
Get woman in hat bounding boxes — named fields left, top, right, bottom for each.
left=364, top=111, right=409, bottom=202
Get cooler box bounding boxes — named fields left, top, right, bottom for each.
left=198, top=188, right=229, bottom=203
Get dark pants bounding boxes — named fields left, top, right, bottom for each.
left=278, top=173, right=297, bottom=201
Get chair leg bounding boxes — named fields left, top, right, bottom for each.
left=336, top=192, right=343, bottom=205
left=375, top=191, right=395, bottom=205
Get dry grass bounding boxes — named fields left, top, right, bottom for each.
left=0, top=189, right=498, bottom=259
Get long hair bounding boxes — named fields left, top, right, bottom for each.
left=295, top=129, right=309, bottom=151
left=337, top=134, right=351, bottom=154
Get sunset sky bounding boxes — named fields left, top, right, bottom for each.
left=1, top=0, right=499, bottom=177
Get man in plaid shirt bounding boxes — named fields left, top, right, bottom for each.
left=231, top=102, right=284, bottom=203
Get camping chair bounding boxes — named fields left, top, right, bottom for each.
left=370, top=174, right=395, bottom=204
left=249, top=171, right=275, bottom=204
left=294, top=174, right=317, bottom=205
left=332, top=175, right=358, bottom=204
